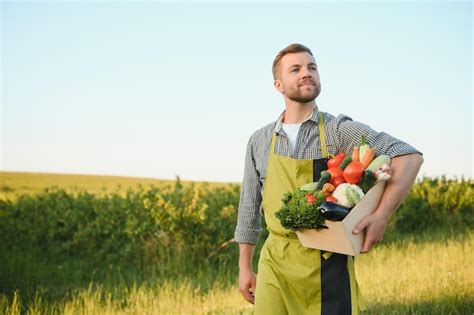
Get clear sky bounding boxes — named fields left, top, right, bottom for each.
left=1, top=1, right=472, bottom=183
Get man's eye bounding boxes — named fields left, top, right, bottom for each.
left=291, top=69, right=298, bottom=72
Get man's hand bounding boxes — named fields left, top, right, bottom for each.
left=352, top=153, right=423, bottom=253
left=239, top=268, right=257, bottom=304
left=353, top=211, right=389, bottom=252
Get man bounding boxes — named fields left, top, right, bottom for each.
left=235, top=43, right=423, bottom=314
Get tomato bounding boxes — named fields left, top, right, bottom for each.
left=327, top=153, right=346, bottom=169
left=343, top=161, right=365, bottom=184
left=326, top=167, right=344, bottom=184
left=326, top=195, right=338, bottom=203
left=305, top=193, right=317, bottom=204
left=333, top=177, right=346, bottom=187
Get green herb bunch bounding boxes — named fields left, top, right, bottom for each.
left=275, top=189, right=327, bottom=231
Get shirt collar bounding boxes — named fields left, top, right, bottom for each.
left=274, top=105, right=319, bottom=134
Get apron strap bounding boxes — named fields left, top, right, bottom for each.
left=270, top=130, right=277, bottom=155
left=318, top=111, right=329, bottom=159
left=319, top=111, right=332, bottom=260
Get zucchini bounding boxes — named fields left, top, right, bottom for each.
left=339, top=156, right=352, bottom=170
left=300, top=182, right=318, bottom=192
left=359, top=170, right=376, bottom=193
left=367, top=155, right=391, bottom=172
left=315, top=171, right=331, bottom=191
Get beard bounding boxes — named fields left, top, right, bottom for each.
left=286, top=83, right=321, bottom=103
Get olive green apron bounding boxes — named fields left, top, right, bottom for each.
left=253, top=112, right=366, bottom=315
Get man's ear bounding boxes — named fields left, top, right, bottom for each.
left=274, top=79, right=284, bottom=93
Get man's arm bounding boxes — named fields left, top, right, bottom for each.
left=353, top=153, right=424, bottom=252
left=235, top=134, right=262, bottom=303
left=238, top=243, right=257, bottom=304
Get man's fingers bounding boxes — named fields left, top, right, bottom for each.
left=239, top=271, right=257, bottom=304
left=353, top=215, right=372, bottom=234
left=251, top=275, right=257, bottom=292
left=359, top=219, right=373, bottom=252
left=361, top=228, right=380, bottom=253
left=239, top=286, right=253, bottom=304
left=361, top=236, right=372, bottom=253
left=356, top=212, right=387, bottom=253
left=239, top=284, right=255, bottom=304
left=249, top=275, right=256, bottom=304
left=245, top=292, right=254, bottom=304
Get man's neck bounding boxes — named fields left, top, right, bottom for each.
left=282, top=100, right=317, bottom=124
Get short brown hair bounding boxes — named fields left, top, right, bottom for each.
left=272, top=43, right=313, bottom=79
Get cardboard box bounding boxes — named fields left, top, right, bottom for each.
left=296, top=180, right=386, bottom=256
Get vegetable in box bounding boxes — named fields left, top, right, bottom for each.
left=275, top=135, right=393, bottom=231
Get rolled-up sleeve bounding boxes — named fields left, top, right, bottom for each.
left=335, top=114, right=423, bottom=158
left=234, top=134, right=263, bottom=245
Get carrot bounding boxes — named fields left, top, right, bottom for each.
left=351, top=147, right=360, bottom=162
left=361, top=148, right=376, bottom=168
left=322, top=183, right=335, bottom=195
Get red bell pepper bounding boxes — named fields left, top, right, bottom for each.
left=327, top=153, right=346, bottom=169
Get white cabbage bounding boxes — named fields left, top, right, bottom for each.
left=332, top=183, right=365, bottom=208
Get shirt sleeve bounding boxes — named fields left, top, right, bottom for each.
left=234, top=134, right=263, bottom=245
left=335, top=114, right=423, bottom=158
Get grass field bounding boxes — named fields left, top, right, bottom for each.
left=1, top=232, right=472, bottom=314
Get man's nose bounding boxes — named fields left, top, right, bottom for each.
left=301, top=68, right=312, bottom=79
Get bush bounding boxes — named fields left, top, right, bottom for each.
left=0, top=178, right=240, bottom=276
left=390, top=176, right=473, bottom=234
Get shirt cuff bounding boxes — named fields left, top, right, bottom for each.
left=234, top=227, right=261, bottom=245
left=387, top=147, right=423, bottom=159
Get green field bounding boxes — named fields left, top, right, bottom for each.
left=0, top=171, right=235, bottom=200
left=0, top=172, right=472, bottom=314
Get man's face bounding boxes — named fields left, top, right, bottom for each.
left=274, top=52, right=321, bottom=103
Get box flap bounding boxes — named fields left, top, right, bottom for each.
left=297, top=221, right=356, bottom=256
left=342, top=180, right=387, bottom=255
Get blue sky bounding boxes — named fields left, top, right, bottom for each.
left=2, top=1, right=472, bottom=183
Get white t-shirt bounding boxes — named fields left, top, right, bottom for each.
left=281, top=122, right=302, bottom=155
